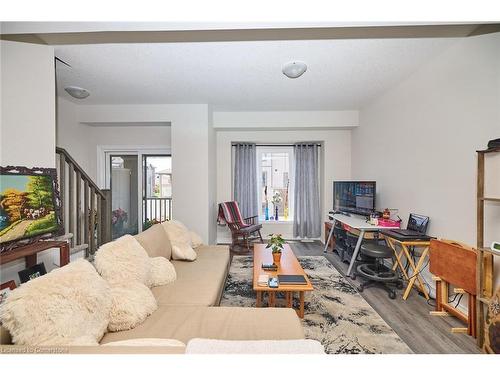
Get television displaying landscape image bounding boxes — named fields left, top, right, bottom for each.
left=0, top=173, right=60, bottom=245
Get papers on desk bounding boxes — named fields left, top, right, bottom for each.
left=257, top=274, right=269, bottom=286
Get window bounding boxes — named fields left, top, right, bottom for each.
left=143, top=156, right=172, bottom=199
left=142, top=155, right=172, bottom=228
left=256, top=147, right=294, bottom=221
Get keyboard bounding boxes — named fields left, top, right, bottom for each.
left=391, top=229, right=423, bottom=236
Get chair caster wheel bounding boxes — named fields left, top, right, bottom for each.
left=351, top=274, right=357, bottom=280
left=389, top=291, right=396, bottom=299
left=357, top=285, right=364, bottom=292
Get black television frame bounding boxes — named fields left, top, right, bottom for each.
left=333, top=180, right=377, bottom=218
left=0, top=166, right=64, bottom=253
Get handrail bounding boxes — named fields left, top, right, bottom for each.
left=56, top=147, right=105, bottom=198
left=56, top=146, right=112, bottom=253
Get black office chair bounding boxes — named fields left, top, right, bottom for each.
left=354, top=242, right=402, bottom=299
left=344, top=232, right=361, bottom=263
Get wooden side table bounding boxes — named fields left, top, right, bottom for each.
left=0, top=241, right=70, bottom=268
left=384, top=236, right=431, bottom=300
left=253, top=244, right=314, bottom=318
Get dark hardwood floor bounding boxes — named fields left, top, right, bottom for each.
left=229, top=240, right=480, bottom=354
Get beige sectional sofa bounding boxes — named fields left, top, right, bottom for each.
left=1, top=223, right=307, bottom=354
left=151, top=246, right=230, bottom=306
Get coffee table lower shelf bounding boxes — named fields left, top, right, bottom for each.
left=255, top=290, right=307, bottom=318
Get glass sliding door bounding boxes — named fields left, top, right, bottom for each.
left=109, top=155, right=139, bottom=239
left=142, top=155, right=172, bottom=230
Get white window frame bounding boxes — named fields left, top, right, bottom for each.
left=97, top=145, right=171, bottom=233
left=256, top=146, right=295, bottom=223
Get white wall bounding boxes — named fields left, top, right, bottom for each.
left=213, top=110, right=358, bottom=129
left=1, top=41, right=55, bottom=167
left=169, top=105, right=212, bottom=242
left=57, top=98, right=172, bottom=182
left=216, top=127, right=352, bottom=243
left=0, top=41, right=58, bottom=284
left=351, top=33, right=500, bottom=299
left=56, top=97, right=92, bottom=174
left=56, top=102, right=213, bottom=243
left=207, top=108, right=218, bottom=244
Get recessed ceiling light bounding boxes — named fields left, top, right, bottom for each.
left=282, top=61, right=307, bottom=79
left=64, top=86, right=90, bottom=99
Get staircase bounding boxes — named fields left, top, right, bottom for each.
left=56, top=147, right=111, bottom=259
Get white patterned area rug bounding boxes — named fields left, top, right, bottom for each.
left=220, top=256, right=412, bottom=354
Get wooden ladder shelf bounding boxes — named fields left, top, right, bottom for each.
left=476, top=146, right=500, bottom=352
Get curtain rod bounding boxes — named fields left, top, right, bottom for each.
left=231, top=143, right=322, bottom=147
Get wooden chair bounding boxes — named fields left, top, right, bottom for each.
left=218, top=201, right=263, bottom=252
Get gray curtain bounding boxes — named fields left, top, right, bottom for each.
left=233, top=143, right=258, bottom=219
left=293, top=143, right=321, bottom=238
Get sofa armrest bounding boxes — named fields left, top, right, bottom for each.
left=185, top=338, right=325, bottom=354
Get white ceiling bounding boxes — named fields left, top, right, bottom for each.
left=55, top=38, right=456, bottom=110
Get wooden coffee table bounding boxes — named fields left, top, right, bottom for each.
left=253, top=243, right=313, bottom=318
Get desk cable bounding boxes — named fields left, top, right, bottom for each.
left=398, top=254, right=435, bottom=306
left=401, top=256, right=464, bottom=309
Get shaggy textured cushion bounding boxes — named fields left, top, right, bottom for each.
left=0, top=259, right=111, bottom=346
left=190, top=231, right=204, bottom=249
left=102, top=338, right=186, bottom=347
left=162, top=220, right=197, bottom=261
left=94, top=234, right=151, bottom=286
left=108, top=282, right=158, bottom=332
left=135, top=223, right=172, bottom=259
left=148, top=257, right=177, bottom=287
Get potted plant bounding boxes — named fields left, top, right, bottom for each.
left=266, top=233, right=285, bottom=263
left=112, top=208, right=128, bottom=234
left=143, top=218, right=160, bottom=231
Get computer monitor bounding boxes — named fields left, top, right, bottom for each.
left=407, top=213, right=429, bottom=234
left=333, top=181, right=376, bottom=217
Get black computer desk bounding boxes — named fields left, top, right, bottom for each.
left=381, top=230, right=435, bottom=300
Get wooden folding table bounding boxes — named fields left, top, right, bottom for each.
left=382, top=231, right=431, bottom=300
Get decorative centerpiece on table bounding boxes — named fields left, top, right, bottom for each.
left=264, top=185, right=270, bottom=221
left=267, top=233, right=285, bottom=264
left=272, top=192, right=282, bottom=221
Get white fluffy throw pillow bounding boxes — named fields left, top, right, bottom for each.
left=190, top=231, right=203, bottom=249
left=148, top=257, right=177, bottom=287
left=94, top=234, right=151, bottom=286
left=162, top=220, right=197, bottom=261
left=108, top=282, right=158, bottom=332
left=0, top=259, right=111, bottom=346
left=171, top=245, right=197, bottom=261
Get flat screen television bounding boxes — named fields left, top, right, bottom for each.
left=333, top=181, right=376, bottom=217
left=0, top=167, right=63, bottom=250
